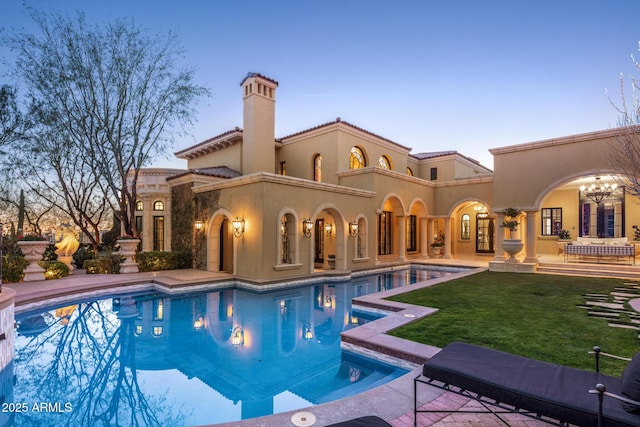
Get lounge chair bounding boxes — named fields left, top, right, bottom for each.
left=414, top=342, right=640, bottom=427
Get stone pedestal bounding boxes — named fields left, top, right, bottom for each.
left=57, top=255, right=74, bottom=272
left=17, top=241, right=48, bottom=282
left=117, top=239, right=140, bottom=274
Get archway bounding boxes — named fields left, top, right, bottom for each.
left=311, top=204, right=347, bottom=272
left=207, top=209, right=236, bottom=274
left=378, top=194, right=406, bottom=261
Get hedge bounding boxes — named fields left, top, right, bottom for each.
left=38, top=261, right=70, bottom=280
left=83, top=254, right=123, bottom=274
left=136, top=251, right=192, bottom=272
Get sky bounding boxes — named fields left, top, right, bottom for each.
left=2, top=0, right=640, bottom=170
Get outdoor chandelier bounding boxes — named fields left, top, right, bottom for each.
left=580, top=177, right=617, bottom=205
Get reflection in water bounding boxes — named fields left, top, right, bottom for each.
left=12, top=267, right=461, bottom=426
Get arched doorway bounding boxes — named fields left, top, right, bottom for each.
left=311, top=205, right=347, bottom=272
left=208, top=210, right=235, bottom=274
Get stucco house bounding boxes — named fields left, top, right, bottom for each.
left=131, top=72, right=640, bottom=281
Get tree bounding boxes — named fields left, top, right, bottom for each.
left=0, top=84, right=27, bottom=150
left=3, top=9, right=208, bottom=238
left=608, top=42, right=640, bottom=198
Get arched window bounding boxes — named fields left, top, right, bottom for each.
left=349, top=146, right=366, bottom=169
left=135, top=200, right=143, bottom=211
left=378, top=155, right=391, bottom=169
left=153, top=200, right=164, bottom=211
left=313, top=154, right=322, bottom=182
left=280, top=213, right=296, bottom=264
left=407, top=167, right=414, bottom=176
left=461, top=214, right=471, bottom=240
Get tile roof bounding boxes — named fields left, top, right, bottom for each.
left=240, top=72, right=279, bottom=87
left=279, top=117, right=412, bottom=151
left=174, top=128, right=243, bottom=160
left=411, top=151, right=458, bottom=160
left=166, top=166, right=243, bottom=181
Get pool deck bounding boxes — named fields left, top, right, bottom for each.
left=5, top=259, right=553, bottom=426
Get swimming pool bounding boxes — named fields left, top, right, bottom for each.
left=8, top=266, right=464, bottom=426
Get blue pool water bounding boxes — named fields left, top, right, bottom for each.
left=7, top=266, right=464, bottom=426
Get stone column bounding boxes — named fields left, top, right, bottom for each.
left=397, top=215, right=406, bottom=261
left=427, top=218, right=434, bottom=258
left=419, top=217, right=428, bottom=258
left=443, top=217, right=452, bottom=259
left=142, top=195, right=153, bottom=252
left=493, top=212, right=507, bottom=260
left=165, top=195, right=172, bottom=251
left=524, top=210, right=539, bottom=264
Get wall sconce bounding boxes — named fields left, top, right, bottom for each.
left=349, top=221, right=359, bottom=237
left=303, top=218, right=313, bottom=238
left=232, top=217, right=245, bottom=238
left=325, top=222, right=333, bottom=236
left=303, top=322, right=313, bottom=341
left=231, top=326, right=244, bottom=347
left=194, top=221, right=204, bottom=231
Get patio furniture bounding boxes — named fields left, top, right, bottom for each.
left=325, top=415, right=392, bottom=426
left=564, top=243, right=635, bottom=265
left=414, top=342, right=640, bottom=427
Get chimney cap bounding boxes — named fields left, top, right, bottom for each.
left=240, top=72, right=279, bottom=87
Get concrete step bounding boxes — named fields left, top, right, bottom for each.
left=537, top=262, right=640, bottom=280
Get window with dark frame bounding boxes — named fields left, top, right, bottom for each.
left=541, top=208, right=562, bottom=236
left=461, top=214, right=470, bottom=240
left=407, top=215, right=417, bottom=252
left=378, top=211, right=392, bottom=255
left=430, top=167, right=438, bottom=180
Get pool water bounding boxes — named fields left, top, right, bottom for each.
left=8, top=266, right=463, bottom=426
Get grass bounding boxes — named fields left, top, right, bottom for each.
left=387, top=271, right=640, bottom=376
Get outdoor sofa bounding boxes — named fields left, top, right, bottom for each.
left=564, top=237, right=635, bottom=265
left=414, top=342, right=640, bottom=427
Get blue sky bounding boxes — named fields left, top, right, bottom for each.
left=2, top=1, right=640, bottom=170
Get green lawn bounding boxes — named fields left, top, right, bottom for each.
left=387, top=271, right=640, bottom=376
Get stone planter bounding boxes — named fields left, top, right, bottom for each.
left=431, top=246, right=443, bottom=257
left=116, top=239, right=140, bottom=274
left=17, top=241, right=49, bottom=281
left=502, top=239, right=523, bottom=263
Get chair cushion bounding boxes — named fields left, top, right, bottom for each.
left=621, top=352, right=640, bottom=412
left=422, top=342, right=638, bottom=426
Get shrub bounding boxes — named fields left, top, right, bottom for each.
left=38, top=261, right=69, bottom=280
left=2, top=254, right=28, bottom=283
left=42, top=244, right=58, bottom=261
left=137, top=251, right=192, bottom=272
left=73, top=245, right=95, bottom=269
left=83, top=254, right=123, bottom=274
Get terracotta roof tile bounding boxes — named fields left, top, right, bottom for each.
left=280, top=117, right=412, bottom=151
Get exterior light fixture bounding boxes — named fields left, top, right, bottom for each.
left=349, top=221, right=359, bottom=237
left=194, top=221, right=204, bottom=231
left=350, top=315, right=359, bottom=325
left=325, top=222, right=333, bottom=236
left=581, top=177, right=617, bottom=205
left=303, top=322, right=313, bottom=341
left=231, top=326, right=244, bottom=347
left=303, top=219, right=313, bottom=238
left=232, top=217, right=245, bottom=238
